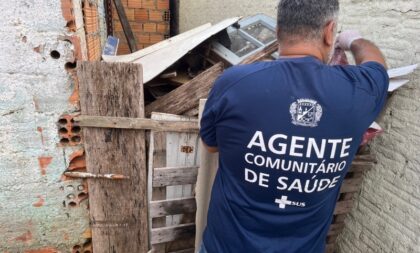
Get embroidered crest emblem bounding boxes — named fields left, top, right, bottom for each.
left=290, top=99, right=323, bottom=127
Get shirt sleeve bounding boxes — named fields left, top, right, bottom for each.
left=350, top=61, right=389, bottom=106
left=338, top=61, right=389, bottom=117
left=199, top=76, right=224, bottom=147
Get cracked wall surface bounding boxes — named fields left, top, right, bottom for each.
left=179, top=0, right=420, bottom=252
left=0, top=0, right=90, bottom=252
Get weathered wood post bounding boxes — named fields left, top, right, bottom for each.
left=77, top=62, right=148, bottom=253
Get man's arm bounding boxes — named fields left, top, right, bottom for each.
left=350, top=39, right=387, bottom=68
left=337, top=30, right=387, bottom=69
left=202, top=141, right=219, bottom=153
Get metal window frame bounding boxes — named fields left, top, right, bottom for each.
left=211, top=14, right=277, bottom=65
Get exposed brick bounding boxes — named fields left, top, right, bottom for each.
left=142, top=0, right=156, bottom=9
left=25, top=247, right=58, bottom=253
left=130, top=22, right=143, bottom=32
left=143, top=23, right=156, bottom=32
left=127, top=0, right=141, bottom=8
left=38, top=156, right=53, bottom=176
left=150, top=34, right=164, bottom=43
left=117, top=43, right=131, bottom=55
left=114, top=22, right=123, bottom=32
left=138, top=34, right=151, bottom=43
left=32, top=196, right=45, bottom=208
left=134, top=8, right=149, bottom=21
left=14, top=231, right=33, bottom=242
left=63, top=35, right=83, bottom=61
left=149, top=10, right=163, bottom=21
left=157, top=23, right=169, bottom=33
left=60, top=0, right=74, bottom=22
left=68, top=149, right=86, bottom=172
left=57, top=114, right=82, bottom=146
left=141, top=43, right=154, bottom=49
left=125, top=8, right=135, bottom=21
left=156, top=0, right=169, bottom=10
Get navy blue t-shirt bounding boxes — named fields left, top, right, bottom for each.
left=200, top=56, right=389, bottom=253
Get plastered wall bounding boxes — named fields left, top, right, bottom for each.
left=0, top=0, right=91, bottom=252
left=179, top=0, right=420, bottom=252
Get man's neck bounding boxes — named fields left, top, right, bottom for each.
left=278, top=42, right=325, bottom=62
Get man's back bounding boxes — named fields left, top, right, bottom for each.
left=200, top=57, right=388, bottom=253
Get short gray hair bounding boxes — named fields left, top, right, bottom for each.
left=277, top=0, right=339, bottom=42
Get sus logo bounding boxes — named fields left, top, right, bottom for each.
left=290, top=99, right=323, bottom=127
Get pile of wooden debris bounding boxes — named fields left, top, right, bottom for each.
left=102, top=15, right=280, bottom=118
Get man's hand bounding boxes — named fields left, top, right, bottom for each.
left=336, top=30, right=387, bottom=68
left=336, top=30, right=363, bottom=51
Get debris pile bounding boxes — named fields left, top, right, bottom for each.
left=103, top=14, right=417, bottom=146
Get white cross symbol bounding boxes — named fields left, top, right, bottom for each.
left=275, top=196, right=292, bottom=209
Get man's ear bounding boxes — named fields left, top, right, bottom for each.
left=323, top=20, right=336, bottom=47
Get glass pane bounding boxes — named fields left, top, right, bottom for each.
left=228, top=31, right=258, bottom=57
left=243, top=22, right=276, bottom=44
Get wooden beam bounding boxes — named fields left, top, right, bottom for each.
left=145, top=62, right=224, bottom=117
left=348, top=161, right=374, bottom=173
left=195, top=99, right=219, bottom=250
left=169, top=249, right=195, bottom=253
left=340, top=178, right=363, bottom=193
left=78, top=62, right=148, bottom=253
left=327, top=223, right=345, bottom=236
left=333, top=200, right=354, bottom=215
left=153, top=166, right=199, bottom=187
left=113, top=0, right=137, bottom=52
left=75, top=115, right=199, bottom=132
left=151, top=223, right=196, bottom=245
left=150, top=197, right=197, bottom=218
left=240, top=42, right=278, bottom=65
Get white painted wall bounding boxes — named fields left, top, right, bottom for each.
left=0, top=0, right=89, bottom=251
left=179, top=1, right=420, bottom=252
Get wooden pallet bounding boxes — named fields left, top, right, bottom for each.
left=325, top=151, right=376, bottom=253
left=148, top=113, right=200, bottom=253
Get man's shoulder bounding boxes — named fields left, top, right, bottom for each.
left=211, top=61, right=277, bottom=98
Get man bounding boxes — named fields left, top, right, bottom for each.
left=199, top=0, right=388, bottom=253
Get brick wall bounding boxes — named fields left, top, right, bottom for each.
left=178, top=1, right=420, bottom=252
left=112, top=0, right=170, bottom=54
left=0, top=0, right=91, bottom=251
left=83, top=0, right=102, bottom=61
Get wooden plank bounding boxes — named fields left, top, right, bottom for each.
left=169, top=249, right=195, bottom=253
left=354, top=154, right=376, bottom=163
left=334, top=200, right=354, bottom=215
left=151, top=223, right=196, bottom=245
left=324, top=243, right=335, bottom=253
left=340, top=178, right=363, bottom=193
left=150, top=197, right=197, bottom=218
left=327, top=223, right=345, bottom=236
left=149, top=114, right=168, bottom=252
left=154, top=114, right=200, bottom=251
left=348, top=161, right=374, bottom=173
left=183, top=107, right=199, bottom=117
left=334, top=214, right=347, bottom=224
left=145, top=63, right=224, bottom=117
left=78, top=62, right=147, bottom=253
left=240, top=41, right=278, bottom=64
left=195, top=99, right=219, bottom=250
left=75, top=115, right=199, bottom=132
left=153, top=166, right=199, bottom=187
left=149, top=113, right=200, bottom=252
left=103, top=23, right=212, bottom=63
left=134, top=17, right=239, bottom=83
left=326, top=234, right=339, bottom=244
left=113, top=0, right=137, bottom=52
